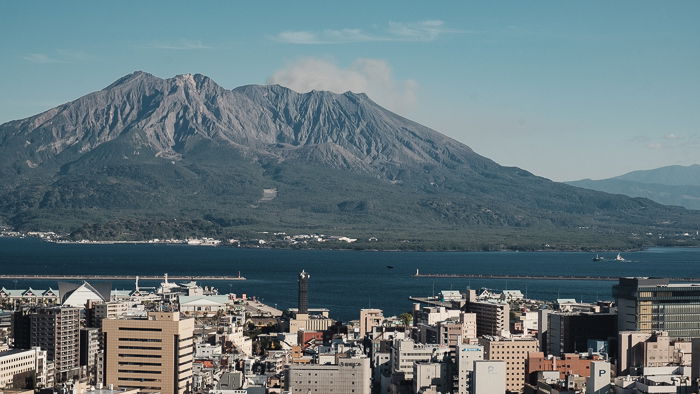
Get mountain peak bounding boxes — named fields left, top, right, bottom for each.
left=104, top=70, right=158, bottom=89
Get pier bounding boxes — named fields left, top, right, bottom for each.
left=413, top=271, right=700, bottom=282
left=0, top=274, right=246, bottom=281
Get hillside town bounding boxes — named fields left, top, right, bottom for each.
left=0, top=272, right=699, bottom=394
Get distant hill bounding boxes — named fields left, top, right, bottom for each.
left=0, top=71, right=698, bottom=250
left=567, top=165, right=700, bottom=210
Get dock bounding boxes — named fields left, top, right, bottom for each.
left=413, top=272, right=700, bottom=282
left=0, top=274, right=246, bottom=281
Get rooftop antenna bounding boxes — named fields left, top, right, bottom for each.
left=432, top=281, right=435, bottom=298
left=135, top=276, right=140, bottom=293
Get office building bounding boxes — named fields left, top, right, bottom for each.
left=479, top=336, right=538, bottom=392
left=30, top=306, right=80, bottom=382
left=546, top=312, right=617, bottom=356
left=287, top=357, right=370, bottom=394
left=102, top=311, right=194, bottom=394
left=413, top=361, right=450, bottom=394
left=615, top=277, right=700, bottom=340
left=390, top=338, right=450, bottom=381
left=0, top=347, right=51, bottom=389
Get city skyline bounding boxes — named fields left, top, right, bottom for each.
left=1, top=1, right=698, bottom=181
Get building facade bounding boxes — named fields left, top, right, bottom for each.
left=102, top=311, right=194, bottom=394
left=479, top=336, right=538, bottom=392
left=29, top=306, right=80, bottom=382
left=287, top=357, right=370, bottom=394
left=615, top=277, right=700, bottom=340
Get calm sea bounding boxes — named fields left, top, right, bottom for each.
left=1, top=237, right=699, bottom=321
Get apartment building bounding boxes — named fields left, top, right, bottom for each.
left=479, top=336, right=538, bottom=392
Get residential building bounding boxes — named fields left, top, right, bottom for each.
left=30, top=306, right=80, bottom=382
left=466, top=300, right=510, bottom=337
left=102, top=311, right=194, bottom=394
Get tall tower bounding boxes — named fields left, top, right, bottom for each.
left=298, top=270, right=310, bottom=315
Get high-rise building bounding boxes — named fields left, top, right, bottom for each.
left=455, top=344, right=484, bottom=394
left=80, top=327, right=101, bottom=384
left=615, top=277, right=700, bottom=340
left=102, top=311, right=194, bottom=394
left=29, top=306, right=80, bottom=382
left=466, top=300, right=510, bottom=337
left=298, top=270, right=309, bottom=315
left=479, top=336, right=538, bottom=392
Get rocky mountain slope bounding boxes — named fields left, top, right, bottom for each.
left=0, top=72, right=697, bottom=249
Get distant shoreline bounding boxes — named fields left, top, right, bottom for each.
left=1, top=233, right=694, bottom=253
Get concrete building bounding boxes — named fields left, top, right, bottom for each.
left=526, top=352, right=603, bottom=383
left=480, top=336, right=539, bottom=392
left=287, top=357, right=370, bottom=394
left=390, top=338, right=450, bottom=382
left=0, top=347, right=51, bottom=389
left=93, top=301, right=130, bottom=326
left=618, top=330, right=691, bottom=375
left=472, top=360, right=506, bottom=394
left=615, top=277, right=700, bottom=340
left=359, top=309, right=383, bottom=338
left=466, top=300, right=510, bottom=337
left=80, top=327, right=101, bottom=383
left=546, top=312, right=617, bottom=356
left=455, top=344, right=484, bottom=394
left=413, top=361, right=450, bottom=394
left=30, top=306, right=80, bottom=382
left=102, top=311, right=194, bottom=394
left=614, top=366, right=690, bottom=394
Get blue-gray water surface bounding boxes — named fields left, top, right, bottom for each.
left=1, top=237, right=698, bottom=321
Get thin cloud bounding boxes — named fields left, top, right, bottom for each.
left=22, top=53, right=66, bottom=64
left=272, top=20, right=463, bottom=44
left=142, top=39, right=212, bottom=50
left=267, top=57, right=417, bottom=115
left=647, top=142, right=663, bottom=150
left=664, top=133, right=681, bottom=140
left=22, top=50, right=92, bottom=64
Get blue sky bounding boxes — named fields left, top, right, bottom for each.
left=1, top=1, right=698, bottom=180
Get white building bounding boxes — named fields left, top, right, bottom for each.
left=0, top=347, right=51, bottom=389
left=178, top=295, right=232, bottom=316
left=288, top=357, right=371, bottom=394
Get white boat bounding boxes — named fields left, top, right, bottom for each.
left=615, top=253, right=626, bottom=262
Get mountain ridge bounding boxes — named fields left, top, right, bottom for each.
left=0, top=71, right=697, bottom=249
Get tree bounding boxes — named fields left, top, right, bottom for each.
left=399, top=312, right=413, bottom=329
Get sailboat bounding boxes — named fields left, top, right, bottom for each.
left=615, top=253, right=626, bottom=262
left=592, top=254, right=604, bottom=262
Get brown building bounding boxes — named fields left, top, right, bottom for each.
left=526, top=352, right=602, bottom=383
left=479, top=336, right=538, bottom=392
left=102, top=312, right=194, bottom=394
left=30, top=306, right=80, bottom=382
